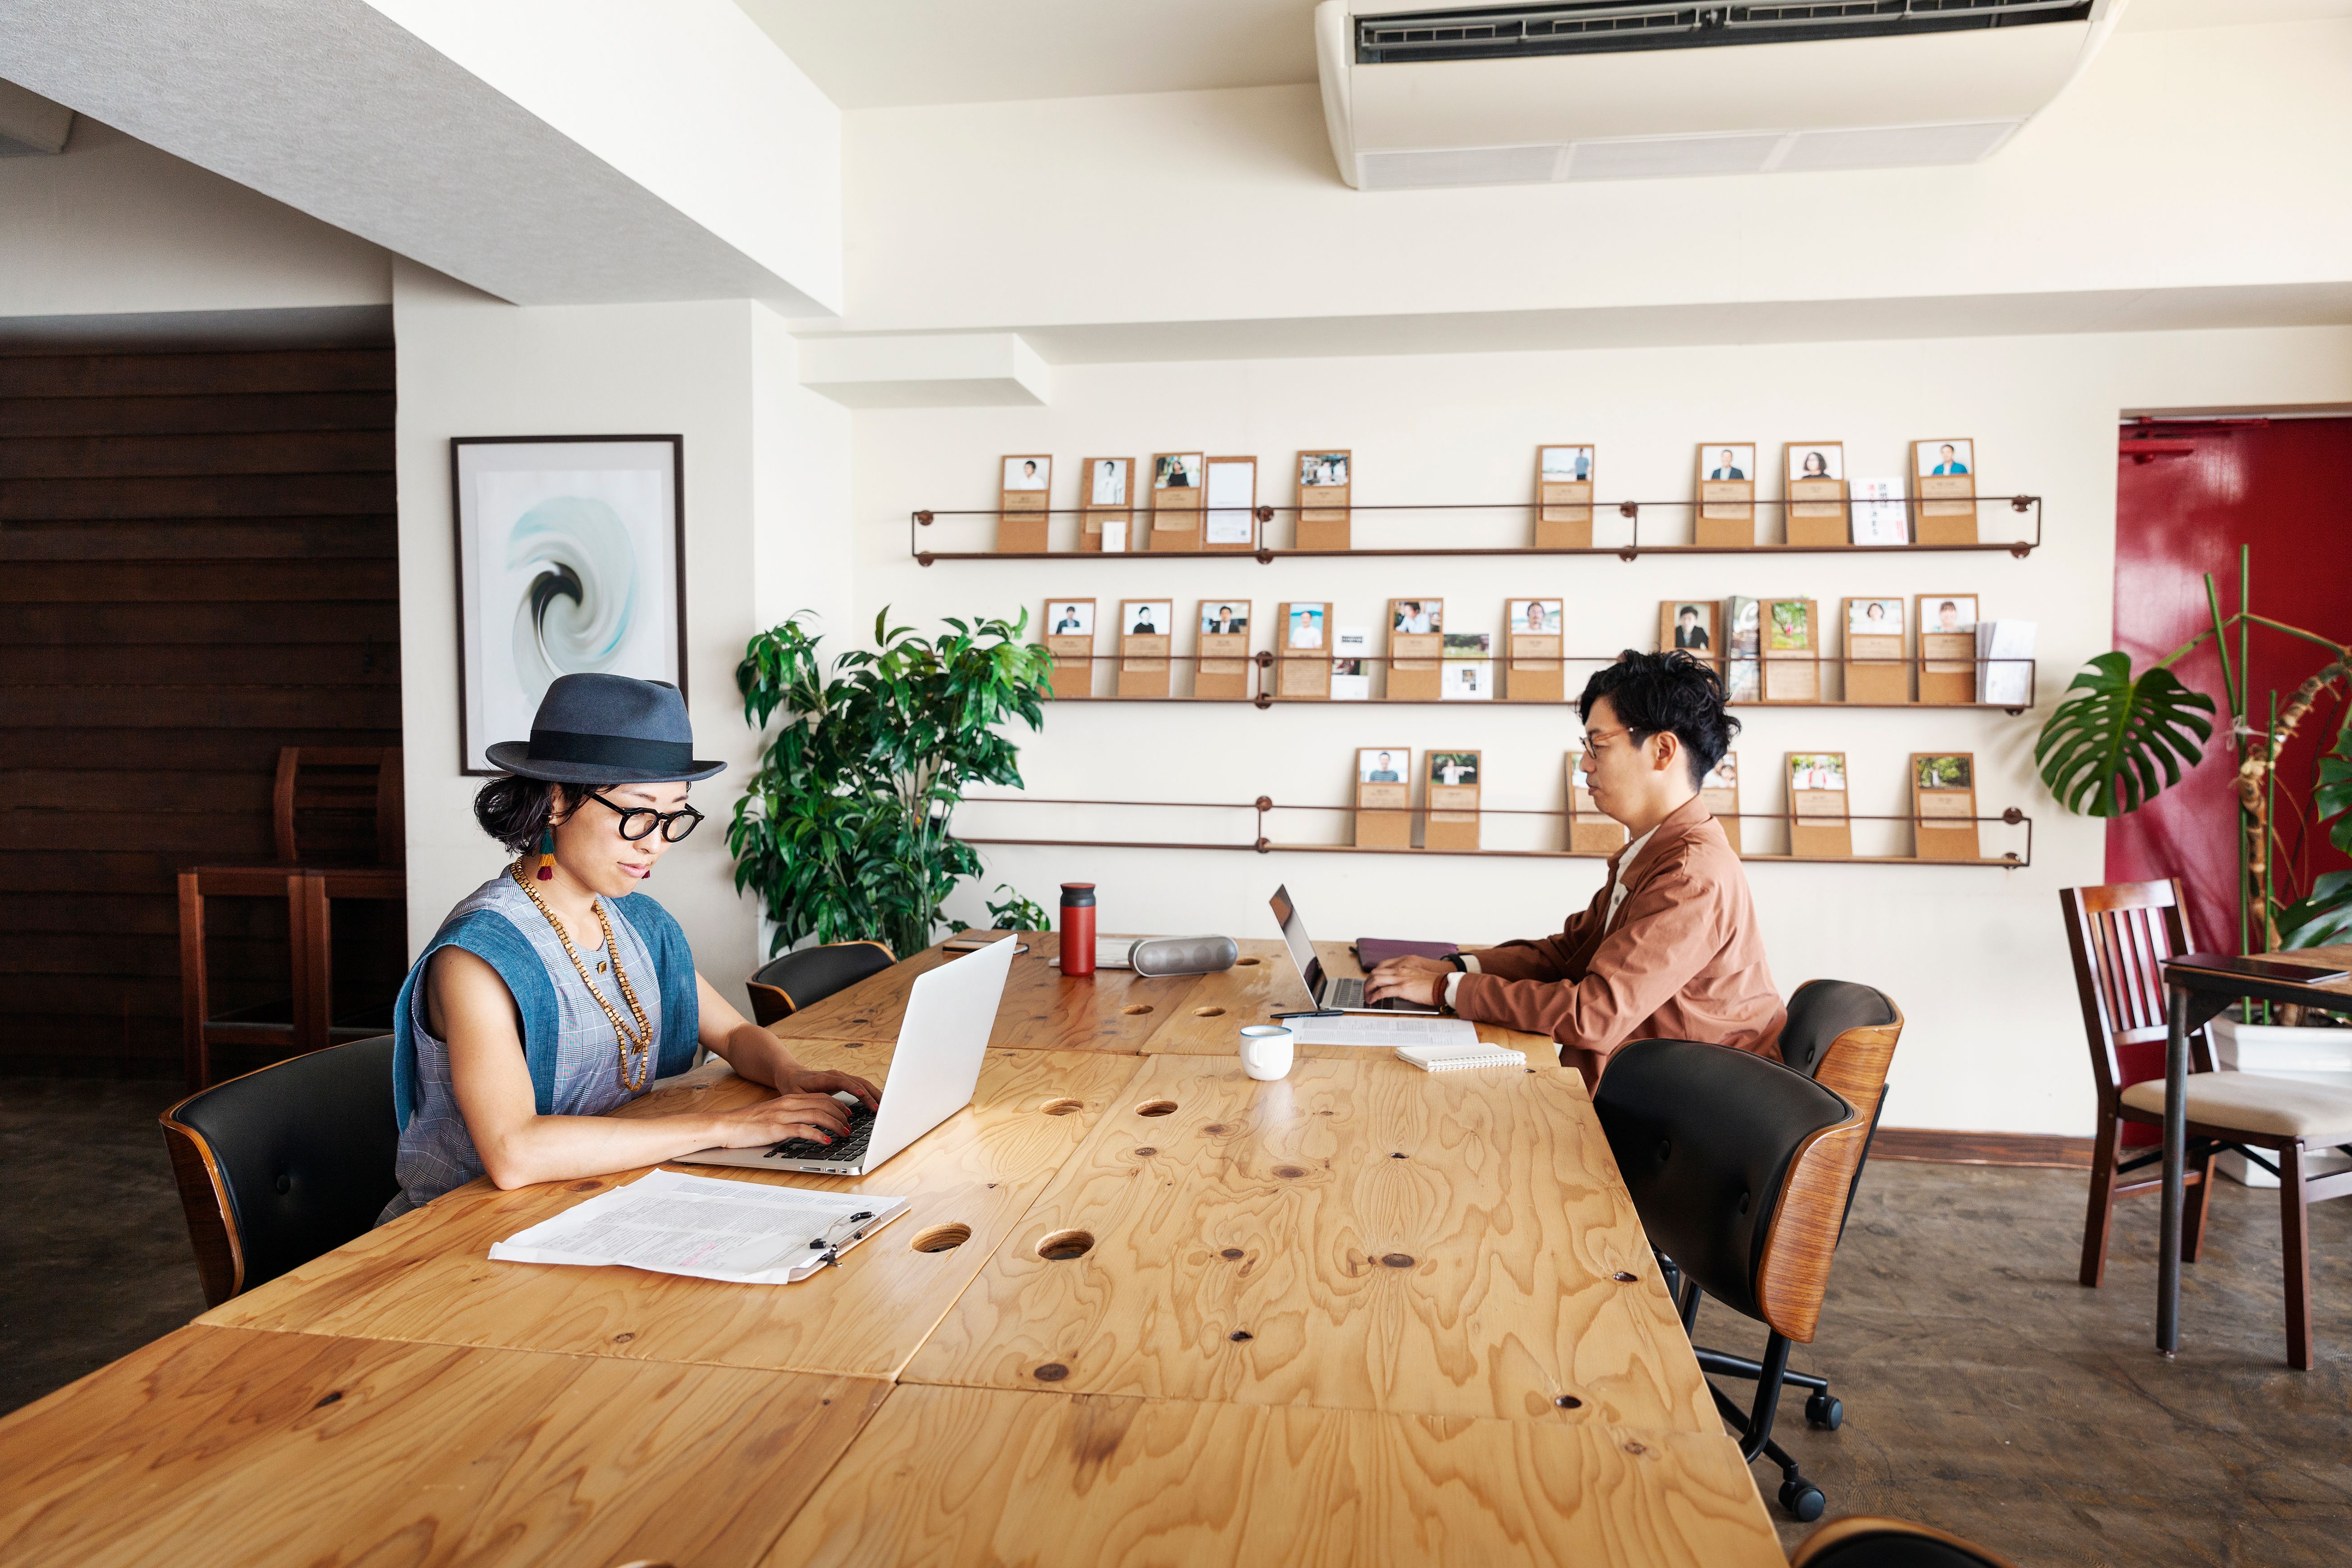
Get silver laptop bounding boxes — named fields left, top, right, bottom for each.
left=675, top=931, right=1018, bottom=1175
left=1269, top=884, right=1438, bottom=1015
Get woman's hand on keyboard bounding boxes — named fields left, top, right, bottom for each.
left=709, top=1091, right=859, bottom=1149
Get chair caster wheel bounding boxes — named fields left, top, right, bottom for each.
left=1779, top=1479, right=1826, bottom=1522
left=1805, top=1391, right=1843, bottom=1430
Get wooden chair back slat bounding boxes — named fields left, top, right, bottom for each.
left=2059, top=878, right=2202, bottom=1099
left=272, top=746, right=405, bottom=867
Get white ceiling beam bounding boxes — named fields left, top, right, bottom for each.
left=797, top=332, right=1051, bottom=407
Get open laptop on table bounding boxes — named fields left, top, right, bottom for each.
left=675, top=929, right=1017, bottom=1175
left=1269, top=883, right=1438, bottom=1015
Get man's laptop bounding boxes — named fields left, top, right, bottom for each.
left=1269, top=884, right=1438, bottom=1015
left=675, top=931, right=1017, bottom=1175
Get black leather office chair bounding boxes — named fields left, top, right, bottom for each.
left=1677, top=981, right=1906, bottom=1455
left=1793, top=1516, right=2020, bottom=1568
left=159, top=1033, right=400, bottom=1306
left=745, top=940, right=895, bottom=1027
left=1595, top=1037, right=1870, bottom=1521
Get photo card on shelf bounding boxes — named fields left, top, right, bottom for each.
left=1695, top=442, right=1757, bottom=546
left=1276, top=600, right=1332, bottom=700
left=1723, top=595, right=1762, bottom=704
left=1912, top=752, right=1981, bottom=862
left=1508, top=597, right=1565, bottom=702
left=1118, top=599, right=1174, bottom=698
left=1081, top=456, right=1134, bottom=553
left=997, top=454, right=1051, bottom=554
left=1787, top=750, right=1853, bottom=859
left=1044, top=598, right=1096, bottom=700
left=1912, top=437, right=1979, bottom=545
left=1783, top=441, right=1848, bottom=547
left=1850, top=475, right=1910, bottom=546
left=1331, top=625, right=1372, bottom=701
left=1196, top=599, right=1252, bottom=701
left=1440, top=634, right=1493, bottom=701
left=1762, top=597, right=1821, bottom=703
left=1426, top=749, right=1483, bottom=851
left=1388, top=596, right=1444, bottom=700
left=1297, top=449, right=1352, bottom=551
left=1356, top=746, right=1413, bottom=848
left=1701, top=751, right=1741, bottom=854
left=1916, top=592, right=1980, bottom=705
left=1535, top=444, right=1595, bottom=548
left=1203, top=455, right=1258, bottom=553
left=1661, top=600, right=1718, bottom=660
left=1150, top=451, right=1205, bottom=553
left=1842, top=595, right=1909, bottom=704
left=1565, top=755, right=1627, bottom=855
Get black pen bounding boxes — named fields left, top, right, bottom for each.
left=1271, top=1008, right=1345, bottom=1020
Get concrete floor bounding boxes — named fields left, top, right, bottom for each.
left=2, top=1083, right=2345, bottom=1565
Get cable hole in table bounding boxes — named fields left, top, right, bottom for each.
left=1039, top=1098, right=1084, bottom=1116
left=1194, top=1006, right=1225, bottom=1017
left=911, top=1223, right=972, bottom=1253
left=1122, top=1004, right=1153, bottom=1015
left=1137, top=1100, right=1178, bottom=1117
left=1037, top=1229, right=1095, bottom=1261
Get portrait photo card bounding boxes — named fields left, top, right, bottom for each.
left=996, top=453, right=1051, bottom=554
left=1535, top=444, right=1595, bottom=548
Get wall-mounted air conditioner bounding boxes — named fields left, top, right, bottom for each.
left=1316, top=0, right=2127, bottom=190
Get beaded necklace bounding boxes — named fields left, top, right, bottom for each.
left=510, top=860, right=654, bottom=1092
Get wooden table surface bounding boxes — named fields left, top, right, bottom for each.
left=9, top=936, right=1784, bottom=1567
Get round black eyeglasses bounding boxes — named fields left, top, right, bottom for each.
left=586, top=791, right=705, bottom=843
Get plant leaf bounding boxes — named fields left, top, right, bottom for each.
left=2034, top=652, right=2216, bottom=818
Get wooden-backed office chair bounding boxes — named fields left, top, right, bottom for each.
left=1793, top=1516, right=2021, bottom=1568
left=159, top=1033, right=401, bottom=1306
left=1679, top=980, right=1905, bottom=1444
left=179, top=747, right=407, bottom=1088
left=1595, top=1037, right=1870, bottom=1521
left=2061, top=878, right=2352, bottom=1368
left=746, top=940, right=896, bottom=1028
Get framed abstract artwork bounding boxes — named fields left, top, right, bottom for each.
left=451, top=435, right=688, bottom=775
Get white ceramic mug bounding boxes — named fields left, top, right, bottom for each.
left=1238, top=1024, right=1294, bottom=1082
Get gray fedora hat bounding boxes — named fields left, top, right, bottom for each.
left=486, top=674, right=725, bottom=784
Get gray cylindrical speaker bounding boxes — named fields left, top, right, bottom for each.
left=1128, top=935, right=1239, bottom=977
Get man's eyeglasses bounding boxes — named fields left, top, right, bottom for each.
left=585, top=791, right=705, bottom=843
left=1575, top=725, right=1632, bottom=756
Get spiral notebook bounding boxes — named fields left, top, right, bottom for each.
left=1397, top=1042, right=1529, bottom=1073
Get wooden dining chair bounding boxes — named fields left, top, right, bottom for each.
left=2062, top=878, right=2352, bottom=1368
left=1595, top=1037, right=1872, bottom=1521
left=745, top=940, right=896, bottom=1027
left=1793, top=1516, right=2021, bottom=1568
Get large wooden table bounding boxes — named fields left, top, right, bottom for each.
left=0, top=936, right=1784, bottom=1566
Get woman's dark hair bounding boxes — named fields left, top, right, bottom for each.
left=474, top=775, right=579, bottom=856
left=1577, top=650, right=1739, bottom=788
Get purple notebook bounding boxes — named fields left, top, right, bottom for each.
left=1353, top=937, right=1459, bottom=968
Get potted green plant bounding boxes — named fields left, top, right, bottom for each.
left=728, top=609, right=1055, bottom=960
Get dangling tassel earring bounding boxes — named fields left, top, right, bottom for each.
left=536, top=826, right=556, bottom=882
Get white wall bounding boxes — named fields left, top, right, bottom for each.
left=847, top=323, right=2352, bottom=1137
left=0, top=117, right=389, bottom=318
left=392, top=260, right=852, bottom=1012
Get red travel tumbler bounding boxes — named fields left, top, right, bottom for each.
left=1059, top=883, right=1097, bottom=976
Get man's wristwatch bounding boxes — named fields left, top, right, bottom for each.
left=1443, top=953, right=1469, bottom=972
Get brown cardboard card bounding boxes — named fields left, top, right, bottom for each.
left=1536, top=445, right=1595, bottom=548
left=1043, top=598, right=1096, bottom=699
left=1701, top=751, right=1741, bottom=854
left=1788, top=751, right=1852, bottom=859
left=1425, top=750, right=1482, bottom=851
left=1297, top=449, right=1351, bottom=551
left=1507, top=597, right=1565, bottom=701
left=1195, top=599, right=1252, bottom=700
left=1660, top=599, right=1719, bottom=666
left=1784, top=441, right=1847, bottom=546
left=1565, top=755, right=1627, bottom=855
left=1078, top=456, right=1133, bottom=554
left=1356, top=746, right=1413, bottom=848
left=1695, top=442, right=1756, bottom=547
left=1202, top=456, right=1258, bottom=553
left=997, top=453, right=1051, bottom=553
left=1912, top=438, right=1979, bottom=545
left=1916, top=593, right=1979, bottom=704
left=1762, top=598, right=1821, bottom=703
left=1275, top=602, right=1332, bottom=700
left=1912, top=752, right=1981, bottom=861
left=1149, top=452, right=1205, bottom=553
left=1118, top=599, right=1174, bottom=697
left=1387, top=597, right=1443, bottom=700
left=1842, top=595, right=1909, bottom=704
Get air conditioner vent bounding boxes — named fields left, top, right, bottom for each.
left=1356, top=0, right=2091, bottom=63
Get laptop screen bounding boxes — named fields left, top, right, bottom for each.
left=1268, top=884, right=1325, bottom=999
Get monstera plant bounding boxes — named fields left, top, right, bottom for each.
left=2035, top=548, right=2352, bottom=954
left=728, top=609, right=1054, bottom=960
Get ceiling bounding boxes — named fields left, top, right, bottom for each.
left=735, top=0, right=2352, bottom=110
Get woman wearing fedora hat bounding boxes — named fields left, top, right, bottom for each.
left=379, top=673, right=878, bottom=1221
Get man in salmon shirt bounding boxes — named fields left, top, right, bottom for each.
left=1365, top=650, right=1784, bottom=1087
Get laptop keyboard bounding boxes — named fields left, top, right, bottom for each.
left=763, top=1099, right=877, bottom=1165
left=1328, top=976, right=1433, bottom=1012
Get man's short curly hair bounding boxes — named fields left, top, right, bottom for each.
left=1577, top=650, right=1740, bottom=789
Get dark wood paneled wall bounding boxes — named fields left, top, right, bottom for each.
left=1, top=348, right=402, bottom=1075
